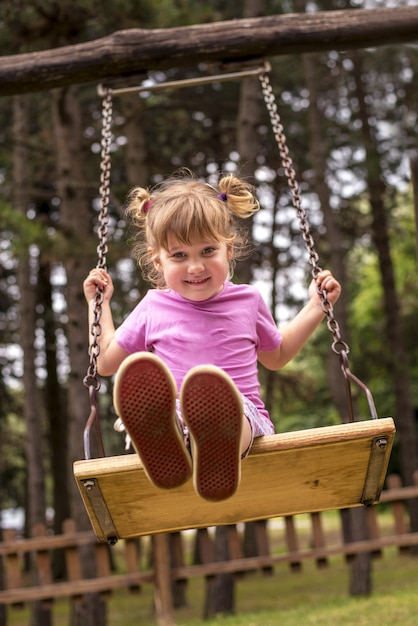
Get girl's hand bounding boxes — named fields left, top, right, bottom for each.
left=83, top=268, right=114, bottom=303
left=308, top=270, right=341, bottom=306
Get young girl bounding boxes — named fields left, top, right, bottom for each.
left=83, top=170, right=341, bottom=502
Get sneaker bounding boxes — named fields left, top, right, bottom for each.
left=113, top=352, right=192, bottom=490
left=180, top=365, right=243, bottom=502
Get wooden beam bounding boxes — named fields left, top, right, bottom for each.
left=1, top=7, right=418, bottom=96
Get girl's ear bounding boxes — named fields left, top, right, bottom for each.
left=149, top=247, right=162, bottom=273
left=227, top=244, right=234, bottom=261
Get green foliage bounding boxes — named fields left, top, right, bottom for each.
left=0, top=412, right=26, bottom=509
left=0, top=377, right=26, bottom=509
left=264, top=346, right=342, bottom=433
left=0, top=199, right=95, bottom=270
left=0, top=0, right=158, bottom=51
left=347, top=189, right=418, bottom=413
left=0, top=201, right=52, bottom=253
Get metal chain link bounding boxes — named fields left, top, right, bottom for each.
left=259, top=71, right=350, bottom=357
left=83, top=89, right=113, bottom=391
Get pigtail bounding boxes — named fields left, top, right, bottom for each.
left=124, top=186, right=161, bottom=285
left=218, top=174, right=260, bottom=219
left=125, top=186, right=152, bottom=226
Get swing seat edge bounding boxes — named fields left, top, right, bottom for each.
left=73, top=417, right=395, bottom=542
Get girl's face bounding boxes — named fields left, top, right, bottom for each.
left=153, top=235, right=233, bottom=301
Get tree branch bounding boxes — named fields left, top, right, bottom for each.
left=1, top=7, right=418, bottom=96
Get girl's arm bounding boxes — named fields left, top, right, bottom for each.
left=83, top=268, right=130, bottom=376
left=258, top=270, right=341, bottom=371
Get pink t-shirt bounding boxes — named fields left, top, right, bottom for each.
left=115, top=281, right=282, bottom=422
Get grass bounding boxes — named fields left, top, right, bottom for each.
left=6, top=548, right=418, bottom=625
left=5, top=511, right=418, bottom=625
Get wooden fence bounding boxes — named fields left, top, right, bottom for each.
left=1, top=474, right=418, bottom=625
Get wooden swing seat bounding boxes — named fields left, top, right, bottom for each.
left=73, top=416, right=395, bottom=544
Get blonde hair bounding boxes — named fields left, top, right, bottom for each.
left=125, top=169, right=260, bottom=288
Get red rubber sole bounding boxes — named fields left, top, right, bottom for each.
left=180, top=366, right=242, bottom=501
left=114, top=353, right=192, bottom=490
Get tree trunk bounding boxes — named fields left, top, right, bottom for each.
left=351, top=50, right=418, bottom=533
left=50, top=86, right=97, bottom=523
left=349, top=505, right=373, bottom=595
left=13, top=95, right=47, bottom=528
left=50, top=85, right=106, bottom=626
left=235, top=0, right=265, bottom=284
left=234, top=62, right=261, bottom=285
left=120, top=95, right=149, bottom=188
left=410, top=154, right=418, bottom=264
left=303, top=44, right=374, bottom=595
left=300, top=42, right=352, bottom=410
left=38, top=257, right=70, bottom=578
left=13, top=94, right=51, bottom=626
left=204, top=526, right=235, bottom=619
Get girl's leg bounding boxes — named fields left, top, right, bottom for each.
left=240, top=415, right=253, bottom=456
left=240, top=395, right=275, bottom=458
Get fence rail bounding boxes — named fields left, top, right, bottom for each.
left=1, top=474, right=418, bottom=624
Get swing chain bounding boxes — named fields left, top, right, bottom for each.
left=259, top=71, right=349, bottom=358
left=96, top=89, right=113, bottom=270
left=83, top=89, right=113, bottom=392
